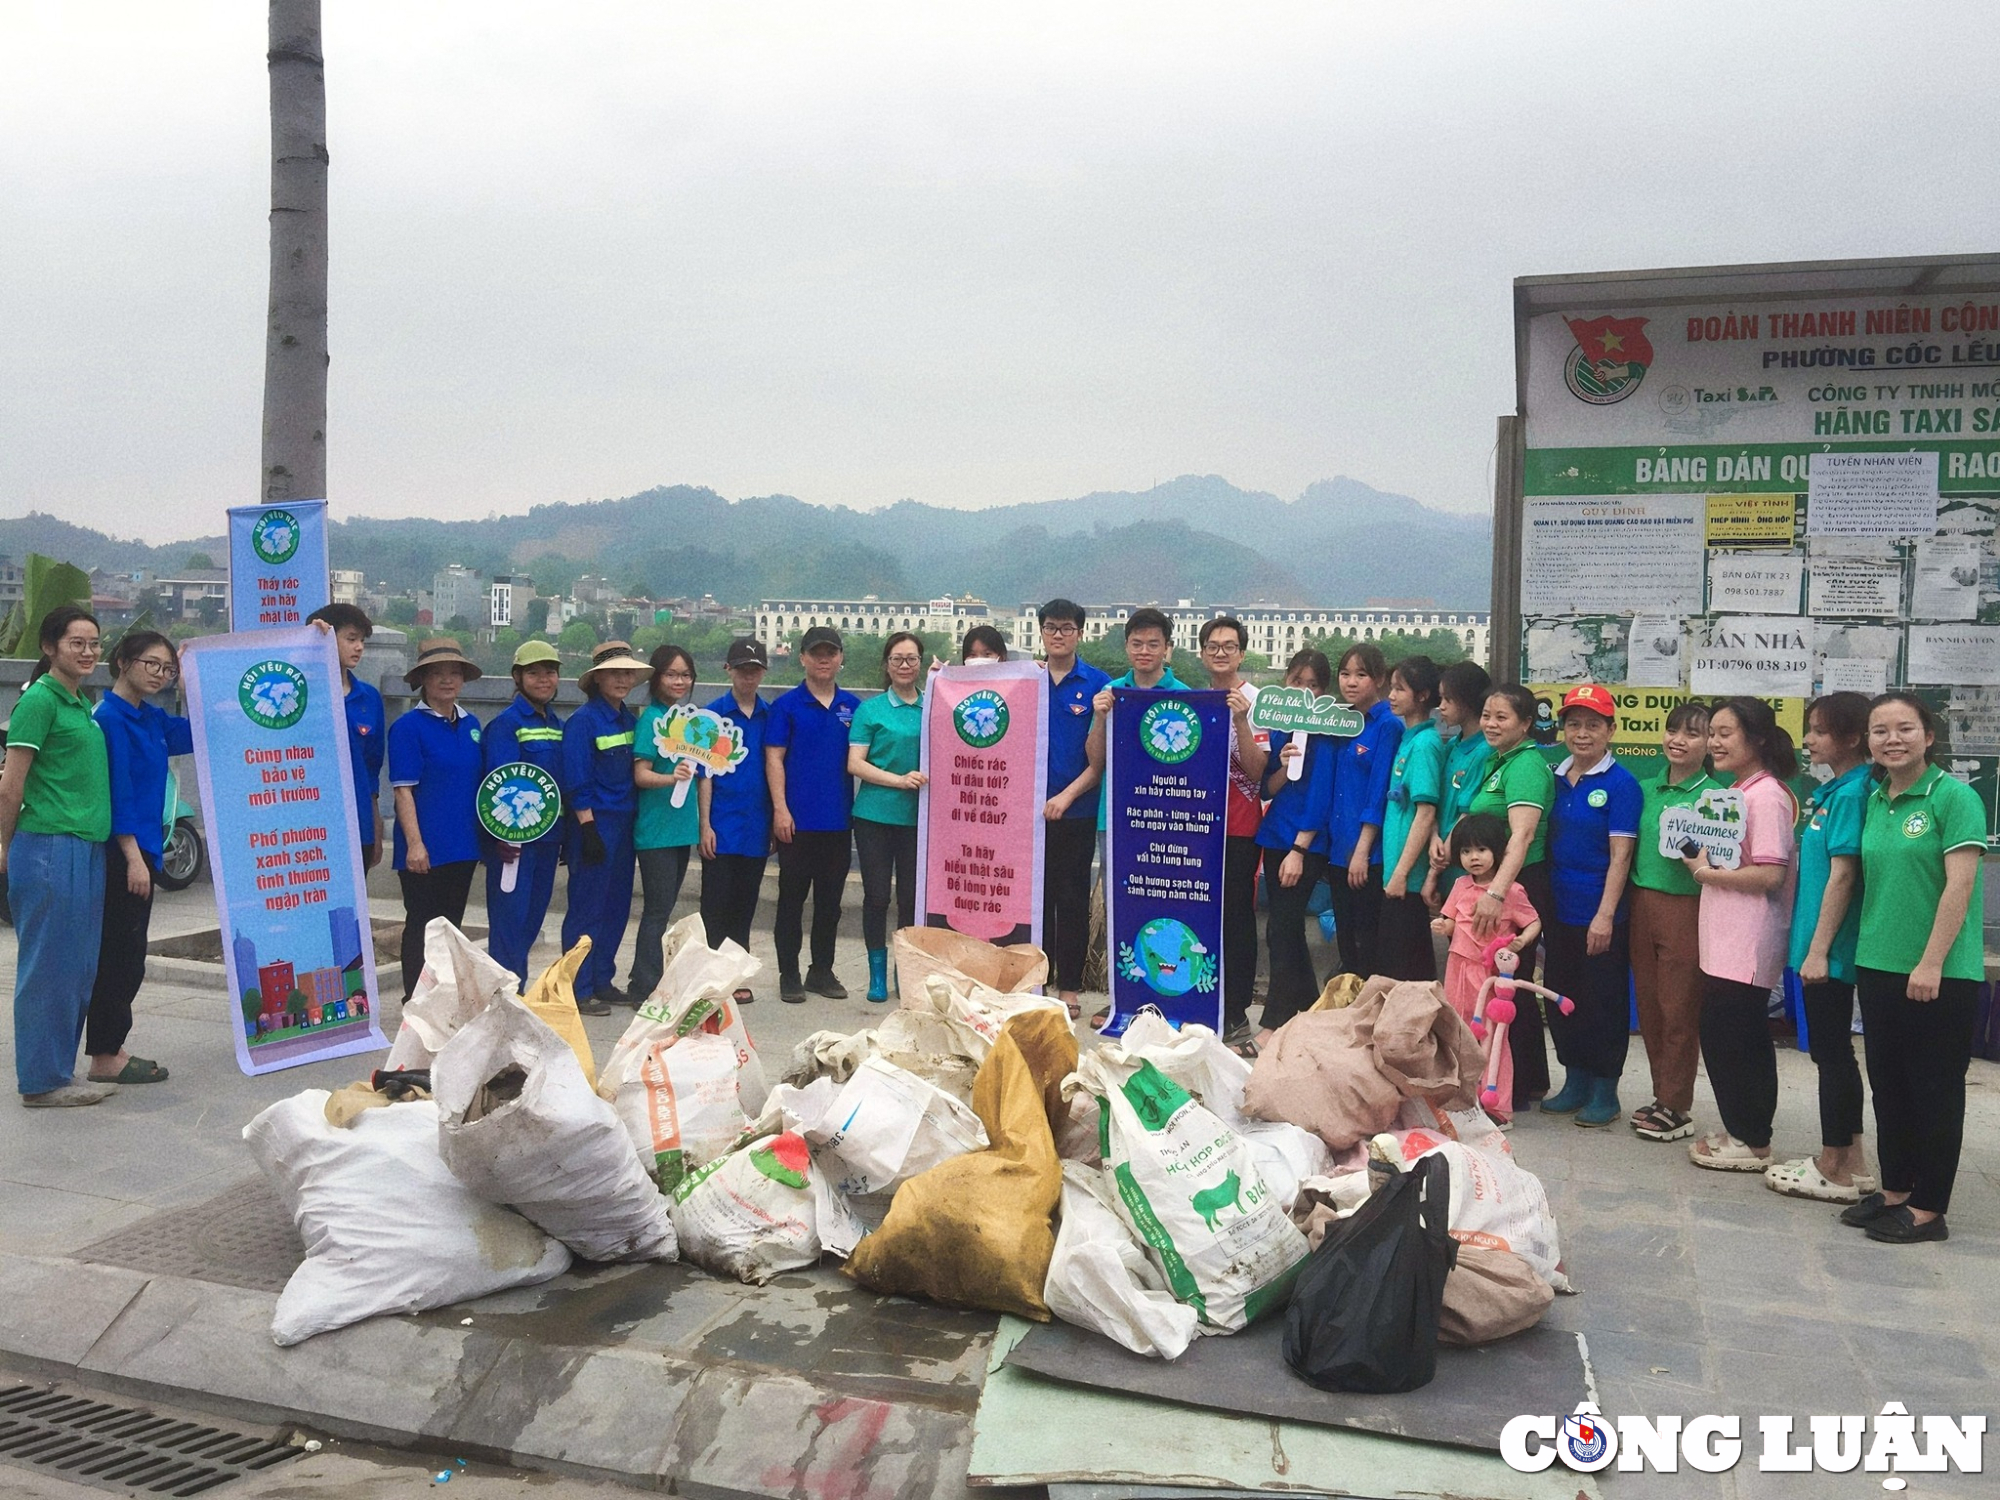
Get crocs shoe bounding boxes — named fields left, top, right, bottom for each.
left=1764, top=1157, right=1862, bottom=1203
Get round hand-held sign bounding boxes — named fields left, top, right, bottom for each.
left=477, top=762, right=563, bottom=891
left=652, top=703, right=750, bottom=807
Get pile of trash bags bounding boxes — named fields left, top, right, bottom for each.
left=244, top=921, right=1566, bottom=1389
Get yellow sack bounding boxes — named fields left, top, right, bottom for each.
left=1310, top=971, right=1366, bottom=1012
left=522, top=939, right=597, bottom=1088
left=843, top=1008, right=1075, bottom=1319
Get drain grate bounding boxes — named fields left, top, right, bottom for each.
left=77, top=1177, right=305, bottom=1294
left=0, top=1384, right=302, bottom=1497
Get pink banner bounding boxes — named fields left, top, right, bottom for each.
left=915, top=661, right=1049, bottom=945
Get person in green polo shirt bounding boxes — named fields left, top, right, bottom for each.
left=1, top=608, right=114, bottom=1108
left=1464, top=682, right=1558, bottom=1101
left=847, top=633, right=928, bottom=1002
left=1838, top=692, right=1988, bottom=1246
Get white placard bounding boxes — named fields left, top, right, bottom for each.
left=1625, top=614, right=1685, bottom=688
left=1524, top=616, right=1629, bottom=683
left=1906, top=624, right=2000, bottom=686
left=1807, top=551, right=1904, bottom=617
left=1690, top=615, right=1813, bottom=697
left=1707, top=550, right=1804, bottom=614
left=1657, top=787, right=1745, bottom=870
left=1911, top=536, right=1982, bottom=621
left=1819, top=657, right=1889, bottom=695
left=1521, top=495, right=1705, bottom=615
left=1812, top=620, right=1902, bottom=691
left=1941, top=685, right=2000, bottom=753
left=1806, top=451, right=1939, bottom=537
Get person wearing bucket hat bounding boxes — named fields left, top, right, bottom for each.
left=766, top=626, right=860, bottom=1003
left=388, top=640, right=485, bottom=999
left=698, top=639, right=774, bottom=1001
left=1540, top=682, right=1642, bottom=1128
left=481, top=639, right=567, bottom=992
left=560, top=640, right=648, bottom=1012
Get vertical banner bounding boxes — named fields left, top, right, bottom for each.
left=915, top=661, right=1050, bottom=945
left=182, top=626, right=386, bottom=1075
left=228, top=499, right=330, bottom=630
left=1103, top=687, right=1229, bottom=1035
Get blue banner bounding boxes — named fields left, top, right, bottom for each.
left=228, top=499, right=329, bottom=630
left=1103, top=687, right=1230, bottom=1035
left=182, top=626, right=386, bottom=1075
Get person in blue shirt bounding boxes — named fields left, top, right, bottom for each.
left=766, top=627, right=861, bottom=1003
left=560, top=641, right=648, bottom=1012
left=1768, top=691, right=1876, bottom=1202
left=481, top=640, right=566, bottom=993
left=1251, top=650, right=1336, bottom=1051
left=1540, top=683, right=1643, bottom=1128
left=1035, top=600, right=1109, bottom=1015
left=1378, top=655, right=1445, bottom=981
left=1326, top=644, right=1403, bottom=979
left=85, top=630, right=190, bottom=1086
left=388, top=640, right=485, bottom=1000
left=1086, top=607, right=1191, bottom=829
left=699, top=638, right=773, bottom=1005
left=307, top=604, right=385, bottom=869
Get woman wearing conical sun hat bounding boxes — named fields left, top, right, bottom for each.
left=560, top=641, right=648, bottom=1013
left=388, top=639, right=484, bottom=1000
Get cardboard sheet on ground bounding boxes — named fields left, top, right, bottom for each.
left=1003, top=1306, right=1588, bottom=1454
left=971, top=1318, right=1597, bottom=1498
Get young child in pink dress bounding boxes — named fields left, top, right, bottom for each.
left=1431, top=812, right=1542, bottom=1120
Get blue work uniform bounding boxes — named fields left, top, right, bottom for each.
left=93, top=693, right=194, bottom=866
left=704, top=692, right=773, bottom=856
left=560, top=695, right=638, bottom=999
left=343, top=674, right=386, bottom=853
left=1327, top=699, right=1403, bottom=867
left=482, top=693, right=566, bottom=990
left=387, top=706, right=484, bottom=868
left=1045, top=659, right=1111, bottom=819
left=765, top=684, right=862, bottom=831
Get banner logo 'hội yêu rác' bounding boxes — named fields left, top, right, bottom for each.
left=477, top=762, right=564, bottom=843
left=1563, top=315, right=1654, bottom=405
left=953, top=688, right=1010, bottom=749
left=1138, top=698, right=1202, bottom=763
left=237, top=660, right=308, bottom=730
left=251, top=507, right=301, bottom=565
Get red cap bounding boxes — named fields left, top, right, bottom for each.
left=1559, top=683, right=1618, bottom=725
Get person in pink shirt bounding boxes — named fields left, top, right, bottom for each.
left=1685, top=697, right=1799, bottom=1171
left=1432, top=812, right=1542, bottom=1120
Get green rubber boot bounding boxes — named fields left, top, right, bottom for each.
left=1540, top=1069, right=1594, bottom=1114
left=866, top=948, right=890, bottom=1003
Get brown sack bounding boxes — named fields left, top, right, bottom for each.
left=1242, top=1001, right=1402, bottom=1151
left=843, top=1008, right=1076, bottom=1319
left=1438, top=1242, right=1553, bottom=1345
left=1371, top=979, right=1485, bottom=1110
left=893, top=927, right=1049, bottom=1006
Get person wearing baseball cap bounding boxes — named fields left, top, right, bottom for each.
left=1541, top=683, right=1643, bottom=1128
left=481, top=639, right=567, bottom=991
left=766, top=627, right=860, bottom=1002
left=699, top=639, right=774, bottom=1003
left=559, top=641, right=649, bottom=1012
left=387, top=639, right=485, bottom=999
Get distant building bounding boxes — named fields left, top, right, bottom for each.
left=330, top=568, right=366, bottom=607
left=1002, top=600, right=1491, bottom=663
left=0, top=558, right=21, bottom=615
left=489, top=574, right=535, bottom=630
left=755, top=595, right=992, bottom=653
left=431, top=565, right=484, bottom=629
left=570, top=574, right=620, bottom=611
left=151, top=568, right=230, bottom=621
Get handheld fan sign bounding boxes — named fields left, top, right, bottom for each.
left=1248, top=686, right=1366, bottom=780
left=653, top=703, right=750, bottom=806
left=476, top=762, right=563, bottom=892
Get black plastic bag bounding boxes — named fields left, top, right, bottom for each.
left=1282, top=1154, right=1456, bottom=1393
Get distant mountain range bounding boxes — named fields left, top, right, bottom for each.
left=0, top=474, right=1492, bottom=608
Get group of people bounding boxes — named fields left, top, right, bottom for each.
left=6, top=597, right=1987, bottom=1249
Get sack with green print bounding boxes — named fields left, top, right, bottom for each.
left=1074, top=1048, right=1310, bottom=1333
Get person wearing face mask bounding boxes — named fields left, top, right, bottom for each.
left=1538, top=684, right=1642, bottom=1128
left=847, top=632, right=928, bottom=1002
left=1685, top=697, right=1798, bottom=1174
left=1, top=608, right=113, bottom=1107
left=1837, top=692, right=1986, bottom=1245
left=1766, top=692, right=1876, bottom=1202
left=1627, top=702, right=1714, bottom=1144
left=560, top=640, right=649, bottom=1013
left=389, top=639, right=485, bottom=1001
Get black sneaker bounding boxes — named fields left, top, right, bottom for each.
left=804, top=967, right=848, bottom=1000
left=576, top=993, right=612, bottom=1017
left=1864, top=1206, right=1949, bottom=1244
left=598, top=985, right=631, bottom=1007
left=1839, top=1191, right=1895, bottom=1227
left=779, top=975, right=808, bottom=1005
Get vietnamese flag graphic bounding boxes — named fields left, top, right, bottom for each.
left=1565, top=315, right=1654, bottom=371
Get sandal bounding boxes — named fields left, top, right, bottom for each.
left=1228, top=1036, right=1261, bottom=1061
left=1763, top=1157, right=1861, bottom=1204
left=1065, top=999, right=1082, bottom=1020
left=1688, top=1132, right=1772, bottom=1172
left=1631, top=1102, right=1694, bottom=1142
left=88, top=1057, right=168, bottom=1085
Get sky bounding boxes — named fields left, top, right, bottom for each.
left=4, top=1, right=1997, bottom=542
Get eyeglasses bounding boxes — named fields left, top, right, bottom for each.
left=62, top=638, right=101, bottom=654
left=1040, top=623, right=1079, bottom=638
left=885, top=655, right=922, bottom=666
left=1201, top=641, right=1243, bottom=655
left=135, top=657, right=178, bottom=676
